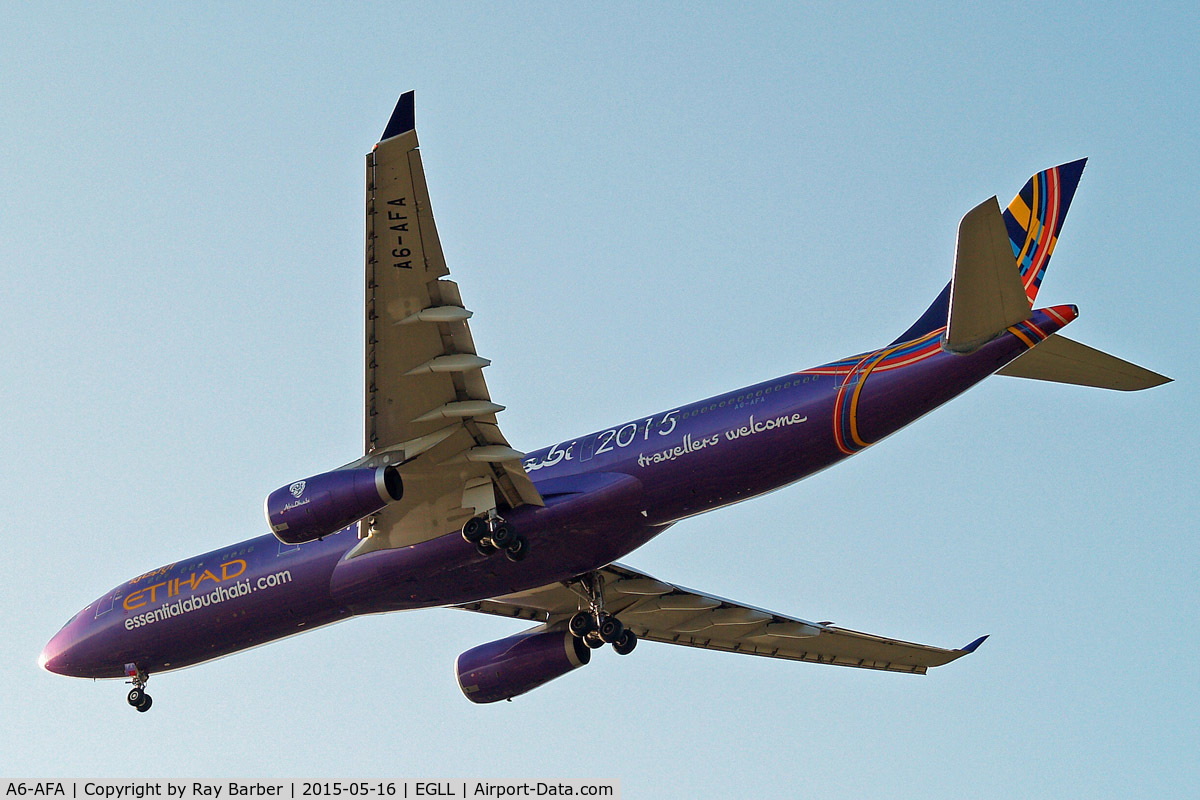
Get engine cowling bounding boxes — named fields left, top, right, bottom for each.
left=456, top=628, right=591, bottom=704
left=265, top=466, right=402, bottom=545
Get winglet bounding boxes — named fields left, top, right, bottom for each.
left=381, top=91, right=416, bottom=141
left=960, top=634, right=989, bottom=653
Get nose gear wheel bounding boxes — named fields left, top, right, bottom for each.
left=125, top=667, right=153, bottom=712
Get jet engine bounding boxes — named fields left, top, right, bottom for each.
left=265, top=466, right=402, bottom=545
left=456, top=627, right=591, bottom=704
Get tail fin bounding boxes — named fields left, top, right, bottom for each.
left=1004, top=158, right=1087, bottom=305
left=892, top=159, right=1087, bottom=345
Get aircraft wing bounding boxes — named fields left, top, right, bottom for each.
left=354, top=92, right=542, bottom=556
left=456, top=563, right=985, bottom=674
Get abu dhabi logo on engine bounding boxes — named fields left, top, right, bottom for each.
left=289, top=481, right=306, bottom=498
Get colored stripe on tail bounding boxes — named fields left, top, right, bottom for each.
left=1003, top=158, right=1087, bottom=305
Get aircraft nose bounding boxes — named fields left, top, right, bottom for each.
left=40, top=611, right=92, bottom=677
left=39, top=626, right=73, bottom=675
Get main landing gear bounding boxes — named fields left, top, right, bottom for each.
left=461, top=514, right=528, bottom=562
left=568, top=572, right=637, bottom=655
left=125, top=666, right=152, bottom=713
left=569, top=610, right=637, bottom=655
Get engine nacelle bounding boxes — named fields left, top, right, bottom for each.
left=455, top=628, right=591, bottom=704
left=265, top=466, right=402, bottom=545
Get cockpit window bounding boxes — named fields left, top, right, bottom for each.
left=55, top=605, right=89, bottom=633
left=94, top=589, right=118, bottom=618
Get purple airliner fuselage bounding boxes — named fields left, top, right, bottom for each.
left=39, top=304, right=1075, bottom=680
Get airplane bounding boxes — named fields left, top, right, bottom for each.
left=40, top=92, right=1170, bottom=712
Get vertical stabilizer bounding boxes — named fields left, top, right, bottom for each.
left=892, top=159, right=1087, bottom=348
left=1004, top=159, right=1087, bottom=305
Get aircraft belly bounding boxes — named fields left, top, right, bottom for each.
left=331, top=472, right=659, bottom=613
left=640, top=398, right=843, bottom=524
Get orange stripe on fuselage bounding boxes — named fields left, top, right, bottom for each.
left=848, top=338, right=917, bottom=449
left=1009, top=326, right=1036, bottom=349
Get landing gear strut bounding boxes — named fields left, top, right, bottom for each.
left=462, top=514, right=528, bottom=562
left=567, top=573, right=637, bottom=656
left=125, top=666, right=152, bottom=712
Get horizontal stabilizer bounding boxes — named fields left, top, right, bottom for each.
left=945, top=197, right=1033, bottom=352
left=997, top=334, right=1171, bottom=391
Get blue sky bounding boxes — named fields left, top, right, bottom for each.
left=2, top=3, right=1197, bottom=796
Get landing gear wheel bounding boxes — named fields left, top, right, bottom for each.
left=598, top=614, right=625, bottom=644
left=489, top=522, right=515, bottom=548
left=613, top=629, right=638, bottom=655
left=584, top=632, right=606, bottom=649
left=569, top=611, right=596, bottom=638
left=503, top=536, right=528, bottom=562
left=461, top=517, right=488, bottom=543
left=125, top=665, right=151, bottom=712
left=475, top=540, right=496, bottom=557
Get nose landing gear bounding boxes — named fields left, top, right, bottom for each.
left=462, top=514, right=528, bottom=562
left=127, top=687, right=152, bottom=712
left=124, top=664, right=152, bottom=712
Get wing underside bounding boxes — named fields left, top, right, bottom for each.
left=355, top=93, right=541, bottom=555
left=457, top=564, right=984, bottom=674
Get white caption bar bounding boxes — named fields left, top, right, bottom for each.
left=0, top=783, right=619, bottom=800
